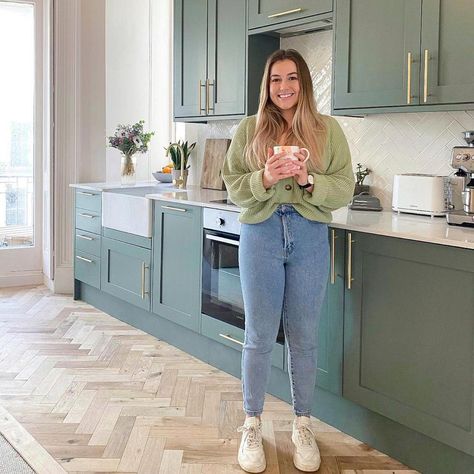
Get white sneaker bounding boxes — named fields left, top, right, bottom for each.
left=237, top=416, right=266, bottom=473
left=292, top=416, right=321, bottom=472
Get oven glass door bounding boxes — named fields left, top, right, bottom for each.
left=202, top=228, right=284, bottom=344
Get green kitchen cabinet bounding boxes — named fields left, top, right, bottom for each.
left=174, top=0, right=246, bottom=120
left=315, top=227, right=345, bottom=395
left=248, top=0, right=333, bottom=31
left=333, top=0, right=474, bottom=114
left=152, top=201, right=202, bottom=332
left=343, top=231, right=474, bottom=455
left=101, top=236, right=152, bottom=311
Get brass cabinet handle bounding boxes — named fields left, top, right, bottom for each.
left=330, top=229, right=337, bottom=284
left=268, top=7, right=302, bottom=18
left=76, top=255, right=93, bottom=263
left=78, top=212, right=96, bottom=219
left=199, top=80, right=206, bottom=114
left=406, top=52, right=412, bottom=105
left=162, top=205, right=187, bottom=213
left=423, top=49, right=430, bottom=103
left=141, top=262, right=149, bottom=299
left=347, top=232, right=355, bottom=290
left=206, top=79, right=215, bottom=113
left=77, top=234, right=94, bottom=241
left=219, top=333, right=244, bottom=346
left=77, top=191, right=95, bottom=196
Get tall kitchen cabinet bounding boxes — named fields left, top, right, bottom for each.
left=343, top=232, right=474, bottom=456
left=174, top=0, right=246, bottom=120
left=333, top=0, right=474, bottom=113
left=152, top=201, right=202, bottom=332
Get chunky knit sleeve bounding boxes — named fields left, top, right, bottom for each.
left=222, top=117, right=276, bottom=208
left=302, top=117, right=355, bottom=211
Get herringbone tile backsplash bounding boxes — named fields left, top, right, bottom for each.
left=188, top=30, right=474, bottom=210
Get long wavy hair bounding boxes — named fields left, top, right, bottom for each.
left=245, top=49, right=327, bottom=171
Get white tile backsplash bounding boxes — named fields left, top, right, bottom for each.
left=186, top=30, right=474, bottom=209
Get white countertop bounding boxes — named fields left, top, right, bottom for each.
left=71, top=182, right=474, bottom=250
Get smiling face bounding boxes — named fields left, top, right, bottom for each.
left=269, top=59, right=300, bottom=119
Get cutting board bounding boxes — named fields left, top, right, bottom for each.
left=200, top=138, right=231, bottom=190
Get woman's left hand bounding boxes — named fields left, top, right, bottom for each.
left=291, top=151, right=310, bottom=186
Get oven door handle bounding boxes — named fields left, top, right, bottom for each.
left=205, top=234, right=239, bottom=247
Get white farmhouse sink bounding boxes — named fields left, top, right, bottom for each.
left=102, top=187, right=159, bottom=237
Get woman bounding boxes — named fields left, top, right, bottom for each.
left=222, top=49, right=354, bottom=473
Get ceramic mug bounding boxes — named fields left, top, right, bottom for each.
left=273, top=145, right=310, bottom=163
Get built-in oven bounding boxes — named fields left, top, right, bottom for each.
left=202, top=206, right=285, bottom=344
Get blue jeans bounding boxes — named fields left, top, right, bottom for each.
left=239, top=204, right=329, bottom=417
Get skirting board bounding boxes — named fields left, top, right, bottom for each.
left=0, top=271, right=43, bottom=289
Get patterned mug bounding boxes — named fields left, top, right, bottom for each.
left=273, top=145, right=310, bottom=163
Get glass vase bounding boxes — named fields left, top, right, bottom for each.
left=121, top=154, right=137, bottom=185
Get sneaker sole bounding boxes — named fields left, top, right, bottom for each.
left=293, top=456, right=321, bottom=472
left=238, top=458, right=266, bottom=473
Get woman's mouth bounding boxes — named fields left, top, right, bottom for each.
left=278, top=92, right=294, bottom=99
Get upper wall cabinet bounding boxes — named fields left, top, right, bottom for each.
left=174, top=0, right=246, bottom=120
left=333, top=0, right=474, bottom=114
left=248, top=0, right=333, bottom=30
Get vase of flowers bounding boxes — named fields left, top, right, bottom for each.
left=108, top=120, right=154, bottom=185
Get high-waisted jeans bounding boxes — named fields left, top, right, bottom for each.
left=239, top=204, right=329, bottom=416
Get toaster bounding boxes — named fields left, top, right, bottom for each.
left=392, top=174, right=449, bottom=217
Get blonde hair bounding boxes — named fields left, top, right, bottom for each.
left=245, top=49, right=327, bottom=171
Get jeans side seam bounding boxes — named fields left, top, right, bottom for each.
left=283, top=294, right=297, bottom=413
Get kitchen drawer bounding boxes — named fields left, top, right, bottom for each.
left=74, top=251, right=100, bottom=289
left=75, top=189, right=101, bottom=214
left=75, top=208, right=101, bottom=235
left=75, top=229, right=101, bottom=257
left=201, top=314, right=284, bottom=370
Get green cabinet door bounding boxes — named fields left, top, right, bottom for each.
left=152, top=202, right=202, bottom=332
left=315, top=228, right=345, bottom=395
left=207, top=0, right=246, bottom=116
left=101, top=237, right=152, bottom=311
left=248, top=0, right=332, bottom=30
left=333, top=0, right=422, bottom=110
left=421, top=0, right=474, bottom=105
left=343, top=231, right=474, bottom=456
left=174, top=0, right=208, bottom=118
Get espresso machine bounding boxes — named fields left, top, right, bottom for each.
left=446, top=131, right=474, bottom=227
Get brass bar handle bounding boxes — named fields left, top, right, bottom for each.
left=347, top=232, right=355, bottom=290
left=406, top=51, right=412, bottom=105
left=423, top=49, right=429, bottom=103
left=162, top=205, right=187, bottom=213
left=77, top=191, right=95, bottom=196
left=268, top=7, right=302, bottom=18
left=141, top=263, right=149, bottom=299
left=77, top=234, right=94, bottom=241
left=199, top=80, right=206, bottom=114
left=76, top=255, right=93, bottom=263
left=219, top=333, right=244, bottom=347
left=330, top=229, right=337, bottom=284
left=78, top=213, right=96, bottom=219
left=207, top=79, right=215, bottom=113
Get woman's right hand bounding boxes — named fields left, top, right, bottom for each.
left=263, top=148, right=300, bottom=189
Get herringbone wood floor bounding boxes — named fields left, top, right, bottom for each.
left=0, top=286, right=419, bottom=474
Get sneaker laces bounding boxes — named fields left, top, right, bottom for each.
left=295, top=423, right=315, bottom=447
left=238, top=423, right=262, bottom=449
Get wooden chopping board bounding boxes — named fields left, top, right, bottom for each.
left=200, top=138, right=231, bottom=190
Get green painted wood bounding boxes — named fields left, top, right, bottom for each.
left=75, top=189, right=101, bottom=214
left=315, top=227, right=345, bottom=395
left=333, top=0, right=422, bottom=109
left=75, top=208, right=101, bottom=235
left=173, top=0, right=208, bottom=118
left=421, top=0, right=474, bottom=105
left=74, top=251, right=100, bottom=289
left=103, top=227, right=152, bottom=249
left=75, top=229, right=101, bottom=257
left=100, top=236, right=151, bottom=311
left=152, top=201, right=202, bottom=332
left=343, top=231, right=474, bottom=455
left=79, top=280, right=474, bottom=474
left=248, top=0, right=333, bottom=30
left=201, top=313, right=285, bottom=370
left=207, top=0, right=246, bottom=116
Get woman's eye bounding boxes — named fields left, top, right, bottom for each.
left=289, top=76, right=298, bottom=81
left=271, top=78, right=280, bottom=83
